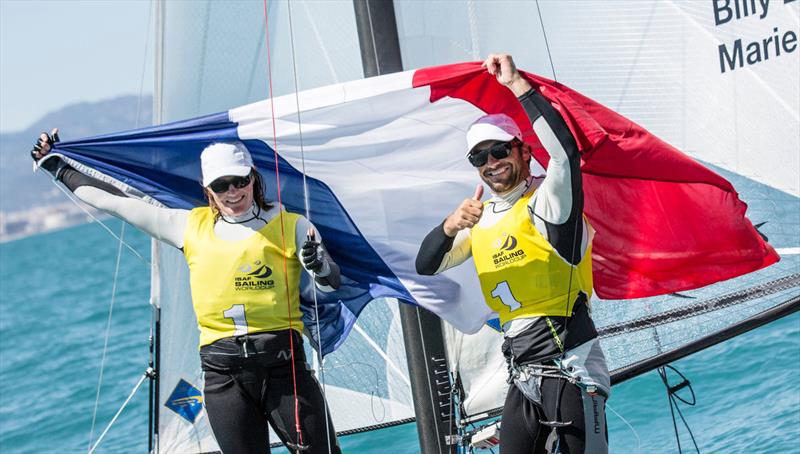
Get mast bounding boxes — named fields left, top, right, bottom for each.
left=149, top=0, right=166, bottom=452
left=352, top=2, right=455, bottom=453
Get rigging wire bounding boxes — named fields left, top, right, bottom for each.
left=86, top=223, right=127, bottom=452
left=285, top=2, right=333, bottom=453
left=535, top=0, right=558, bottom=82
left=260, top=0, right=305, bottom=450
left=87, top=372, right=150, bottom=454
left=48, top=182, right=149, bottom=266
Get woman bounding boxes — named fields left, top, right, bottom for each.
left=33, top=132, right=342, bottom=454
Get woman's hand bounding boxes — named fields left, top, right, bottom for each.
left=31, top=128, right=60, bottom=161
left=301, top=228, right=330, bottom=276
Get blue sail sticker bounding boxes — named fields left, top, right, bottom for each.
left=165, top=378, right=204, bottom=424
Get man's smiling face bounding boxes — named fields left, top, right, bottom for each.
left=473, top=140, right=531, bottom=194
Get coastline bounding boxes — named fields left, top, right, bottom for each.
left=0, top=201, right=105, bottom=243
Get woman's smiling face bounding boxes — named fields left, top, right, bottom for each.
left=207, top=173, right=255, bottom=217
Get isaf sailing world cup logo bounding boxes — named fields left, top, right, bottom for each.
left=491, top=232, right=526, bottom=268
left=234, top=259, right=275, bottom=290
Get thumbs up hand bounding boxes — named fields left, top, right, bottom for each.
left=302, top=227, right=327, bottom=275
left=443, top=185, right=485, bottom=237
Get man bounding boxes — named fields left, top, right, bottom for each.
left=416, top=54, right=610, bottom=454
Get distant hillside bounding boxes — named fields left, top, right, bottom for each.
left=0, top=95, right=153, bottom=213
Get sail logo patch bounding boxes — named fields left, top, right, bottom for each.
left=235, top=259, right=274, bottom=290
left=499, top=234, right=517, bottom=251
left=491, top=233, right=526, bottom=268
left=165, top=378, right=204, bottom=424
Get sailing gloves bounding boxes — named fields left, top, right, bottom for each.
left=30, top=129, right=67, bottom=177
left=302, top=236, right=330, bottom=276
left=301, top=234, right=342, bottom=290
left=31, top=129, right=60, bottom=161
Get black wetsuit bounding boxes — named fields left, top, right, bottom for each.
left=200, top=330, right=339, bottom=454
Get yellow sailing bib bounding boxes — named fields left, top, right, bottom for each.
left=183, top=207, right=303, bottom=347
left=471, top=191, right=593, bottom=326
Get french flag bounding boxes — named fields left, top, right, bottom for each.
left=49, top=62, right=778, bottom=354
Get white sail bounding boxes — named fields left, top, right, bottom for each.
left=395, top=0, right=799, bottom=196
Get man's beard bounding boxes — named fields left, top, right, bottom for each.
left=483, top=166, right=523, bottom=194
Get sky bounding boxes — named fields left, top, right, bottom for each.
left=0, top=0, right=154, bottom=133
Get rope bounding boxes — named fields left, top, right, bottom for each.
left=286, top=2, right=332, bottom=453
left=658, top=365, right=700, bottom=454
left=261, top=1, right=304, bottom=450
left=606, top=402, right=642, bottom=454
left=324, top=362, right=385, bottom=423
left=87, top=371, right=149, bottom=454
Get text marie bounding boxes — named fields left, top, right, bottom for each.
left=718, top=26, right=797, bottom=73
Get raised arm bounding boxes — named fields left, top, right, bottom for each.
left=32, top=130, right=188, bottom=249
left=521, top=89, right=586, bottom=264
left=485, top=54, right=587, bottom=264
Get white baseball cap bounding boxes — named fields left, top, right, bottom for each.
left=201, top=142, right=254, bottom=187
left=466, top=113, right=523, bottom=154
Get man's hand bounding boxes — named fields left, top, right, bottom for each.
left=31, top=128, right=59, bottom=161
left=301, top=228, right=328, bottom=275
left=482, top=54, right=532, bottom=97
left=443, top=185, right=484, bottom=237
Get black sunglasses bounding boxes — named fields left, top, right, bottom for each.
left=467, top=140, right=519, bottom=168
left=209, top=174, right=252, bottom=193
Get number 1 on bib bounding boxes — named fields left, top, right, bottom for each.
left=223, top=304, right=249, bottom=336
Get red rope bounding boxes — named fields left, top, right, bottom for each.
left=261, top=0, right=304, bottom=448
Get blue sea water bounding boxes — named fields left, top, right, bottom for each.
left=1, top=219, right=798, bottom=453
